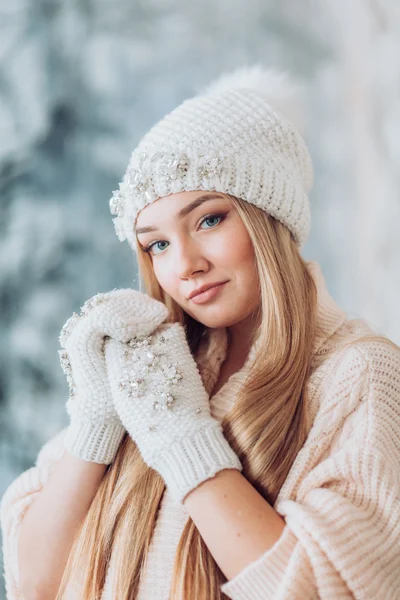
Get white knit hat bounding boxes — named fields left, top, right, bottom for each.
left=109, top=64, right=314, bottom=251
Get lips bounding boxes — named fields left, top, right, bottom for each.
left=188, top=281, right=228, bottom=300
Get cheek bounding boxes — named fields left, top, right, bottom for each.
left=217, top=221, right=255, bottom=266
left=152, top=262, right=180, bottom=300
left=151, top=218, right=255, bottom=290
left=153, top=266, right=172, bottom=292
left=226, top=226, right=258, bottom=292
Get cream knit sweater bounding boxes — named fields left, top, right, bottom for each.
left=2, top=261, right=400, bottom=599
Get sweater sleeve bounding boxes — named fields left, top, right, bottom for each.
left=221, top=342, right=400, bottom=600
left=0, top=427, right=68, bottom=599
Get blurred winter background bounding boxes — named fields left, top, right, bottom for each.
left=1, top=1, right=399, bottom=596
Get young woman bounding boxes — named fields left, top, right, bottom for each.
left=2, top=65, right=400, bottom=600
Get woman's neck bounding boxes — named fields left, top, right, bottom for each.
left=226, top=312, right=259, bottom=367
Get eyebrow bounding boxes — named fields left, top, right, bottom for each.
left=135, top=193, right=225, bottom=236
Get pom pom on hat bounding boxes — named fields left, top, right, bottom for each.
left=196, top=63, right=307, bottom=135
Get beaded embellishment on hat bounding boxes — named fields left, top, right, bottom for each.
left=109, top=151, right=190, bottom=207
left=109, top=148, right=226, bottom=244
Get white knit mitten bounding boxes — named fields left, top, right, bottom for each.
left=58, top=289, right=169, bottom=464
left=105, top=322, right=242, bottom=503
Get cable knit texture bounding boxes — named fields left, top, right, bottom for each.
left=2, top=260, right=400, bottom=599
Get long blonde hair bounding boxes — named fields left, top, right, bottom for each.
left=56, top=194, right=399, bottom=599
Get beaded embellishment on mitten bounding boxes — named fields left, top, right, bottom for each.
left=57, top=292, right=118, bottom=401
left=58, top=291, right=117, bottom=348
left=105, top=322, right=243, bottom=502
left=117, top=332, right=184, bottom=431
left=58, top=349, right=76, bottom=399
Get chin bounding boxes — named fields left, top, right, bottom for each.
left=181, top=299, right=247, bottom=328
left=193, top=312, right=242, bottom=330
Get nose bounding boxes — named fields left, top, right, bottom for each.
left=175, top=240, right=209, bottom=280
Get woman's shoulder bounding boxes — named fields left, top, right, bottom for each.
left=313, top=317, right=399, bottom=381
left=309, top=317, right=400, bottom=447
left=36, top=425, right=68, bottom=467
left=1, top=426, right=68, bottom=526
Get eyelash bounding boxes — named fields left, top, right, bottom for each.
left=142, top=212, right=227, bottom=255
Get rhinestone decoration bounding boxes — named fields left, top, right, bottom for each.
left=127, top=334, right=153, bottom=351
left=79, top=292, right=114, bottom=316
left=197, top=155, right=224, bottom=179
left=109, top=151, right=189, bottom=243
left=59, top=291, right=117, bottom=347
left=109, top=190, right=124, bottom=217
left=124, top=150, right=191, bottom=193
left=127, top=152, right=149, bottom=194
left=58, top=349, right=76, bottom=398
left=118, top=333, right=183, bottom=419
left=109, top=147, right=225, bottom=244
left=59, top=312, right=80, bottom=347
left=127, top=165, right=149, bottom=194
left=156, top=152, right=190, bottom=184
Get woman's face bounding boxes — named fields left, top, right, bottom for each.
left=135, top=191, right=260, bottom=330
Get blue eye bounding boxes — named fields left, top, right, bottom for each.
left=142, top=212, right=227, bottom=256
left=202, top=215, right=221, bottom=228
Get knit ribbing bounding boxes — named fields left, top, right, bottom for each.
left=63, top=420, right=126, bottom=465
left=152, top=423, right=242, bottom=504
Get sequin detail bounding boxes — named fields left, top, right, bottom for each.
left=109, top=190, right=124, bottom=217
left=197, top=155, right=224, bottom=179
left=109, top=148, right=226, bottom=244
left=117, top=333, right=183, bottom=420
left=156, top=152, right=190, bottom=184
left=127, top=152, right=151, bottom=194
left=58, top=349, right=76, bottom=398
left=58, top=290, right=117, bottom=347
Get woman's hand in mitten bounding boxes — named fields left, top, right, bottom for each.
left=58, top=289, right=169, bottom=464
left=104, top=322, right=242, bottom=503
